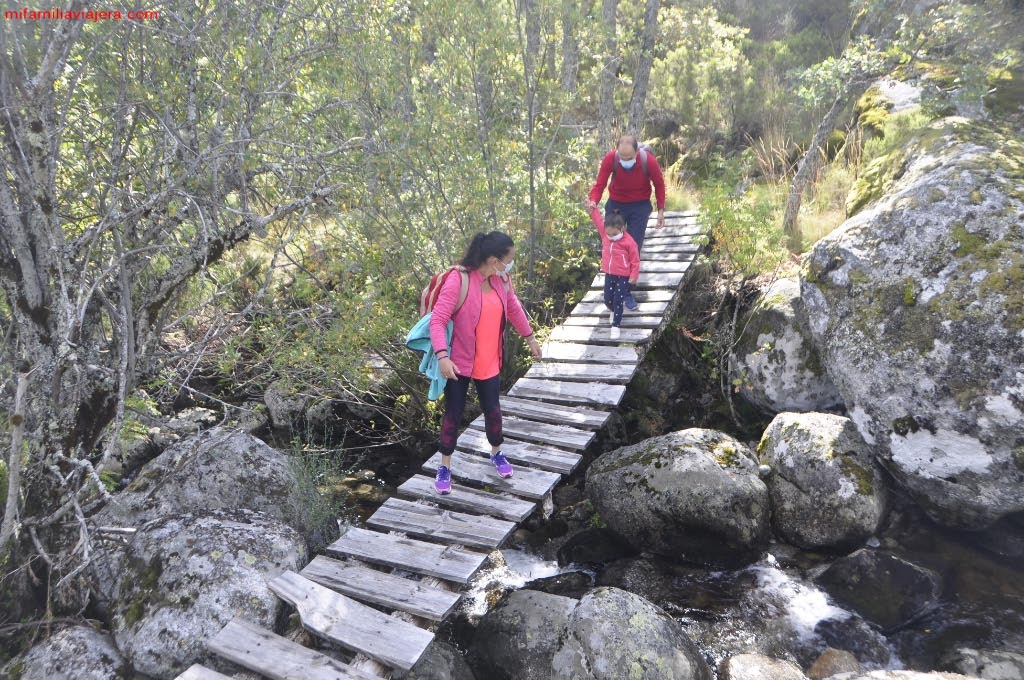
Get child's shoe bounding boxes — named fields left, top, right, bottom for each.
left=609, top=326, right=621, bottom=339
left=625, top=294, right=639, bottom=310
left=491, top=452, right=514, bottom=478
left=435, top=465, right=452, bottom=494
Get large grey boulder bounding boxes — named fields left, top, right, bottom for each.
left=395, top=639, right=477, bottom=680
left=801, top=118, right=1024, bottom=530
left=110, top=509, right=306, bottom=679
left=759, top=412, right=888, bottom=550
left=941, top=647, right=1024, bottom=680
left=826, top=673, right=982, bottom=680
left=469, top=589, right=577, bottom=680
left=551, top=587, right=712, bottom=680
left=0, top=626, right=130, bottom=680
left=587, top=428, right=770, bottom=566
left=731, top=278, right=842, bottom=413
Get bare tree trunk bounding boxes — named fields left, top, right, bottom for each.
left=518, top=0, right=541, bottom=286
left=627, top=0, right=661, bottom=134
left=781, top=77, right=874, bottom=250
left=561, top=0, right=581, bottom=126
left=1, top=369, right=30, bottom=551
left=598, top=0, right=619, bottom=148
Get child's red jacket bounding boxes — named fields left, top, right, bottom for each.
left=590, top=206, right=640, bottom=279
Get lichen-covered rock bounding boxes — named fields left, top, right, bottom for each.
left=826, top=672, right=983, bottom=680
left=801, top=117, right=1024, bottom=530
left=586, top=429, right=770, bottom=566
left=731, top=279, right=842, bottom=413
left=814, top=549, right=940, bottom=631
left=551, top=587, right=712, bottom=680
left=469, top=589, right=577, bottom=680
left=941, top=647, right=1024, bottom=680
left=759, top=412, right=888, bottom=550
left=110, top=509, right=306, bottom=679
left=1, top=626, right=130, bottom=680
left=96, top=426, right=314, bottom=533
left=719, top=653, right=808, bottom=680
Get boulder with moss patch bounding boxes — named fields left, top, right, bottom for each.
left=586, top=429, right=770, bottom=566
left=759, top=412, right=888, bottom=550
left=801, top=117, right=1024, bottom=530
left=731, top=278, right=842, bottom=414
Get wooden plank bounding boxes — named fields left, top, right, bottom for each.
left=398, top=474, right=537, bottom=522
left=592, top=271, right=687, bottom=290
left=523, top=360, right=636, bottom=384
left=301, top=554, right=461, bottom=622
left=269, top=570, right=433, bottom=672
left=500, top=395, right=610, bottom=429
left=423, top=451, right=561, bottom=500
left=469, top=414, right=595, bottom=451
left=326, top=526, right=487, bottom=584
left=564, top=314, right=662, bottom=329
left=549, top=324, right=653, bottom=345
left=639, top=243, right=699, bottom=254
left=207, top=617, right=379, bottom=680
left=508, top=377, right=626, bottom=407
left=456, top=430, right=583, bottom=475
left=581, top=288, right=675, bottom=303
left=632, top=260, right=697, bottom=272
left=367, top=497, right=516, bottom=549
left=541, top=341, right=639, bottom=364
left=641, top=249, right=699, bottom=260
left=174, top=665, right=233, bottom=680
left=571, top=300, right=669, bottom=317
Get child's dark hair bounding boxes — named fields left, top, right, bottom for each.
left=605, top=209, right=627, bottom=231
left=461, top=231, right=514, bottom=269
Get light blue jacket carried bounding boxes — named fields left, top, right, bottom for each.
left=405, top=312, right=453, bottom=401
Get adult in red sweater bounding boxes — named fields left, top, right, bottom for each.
left=586, top=133, right=666, bottom=308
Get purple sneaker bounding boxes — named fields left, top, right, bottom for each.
left=491, top=452, right=513, bottom=478
left=435, top=465, right=452, bottom=495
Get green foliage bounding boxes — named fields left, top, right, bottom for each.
left=698, top=186, right=787, bottom=281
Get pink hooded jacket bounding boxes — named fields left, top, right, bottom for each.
left=429, top=267, right=534, bottom=377
left=590, top=206, right=640, bottom=279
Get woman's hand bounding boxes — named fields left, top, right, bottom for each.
left=438, top=357, right=460, bottom=380
left=527, top=337, right=542, bottom=359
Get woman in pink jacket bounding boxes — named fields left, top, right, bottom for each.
left=588, top=206, right=640, bottom=338
left=429, top=231, right=542, bottom=494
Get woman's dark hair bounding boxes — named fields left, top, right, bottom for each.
left=460, top=231, right=514, bottom=269
left=605, top=209, right=627, bottom=231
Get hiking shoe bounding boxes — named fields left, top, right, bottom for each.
left=435, top=465, right=452, bottom=495
left=491, top=452, right=514, bottom=478
left=624, top=294, right=639, bottom=310
left=609, top=326, right=621, bottom=339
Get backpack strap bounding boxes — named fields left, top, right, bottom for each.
left=453, top=265, right=470, bottom=314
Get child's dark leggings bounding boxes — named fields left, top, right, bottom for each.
left=604, top=273, right=630, bottom=326
left=439, top=374, right=503, bottom=455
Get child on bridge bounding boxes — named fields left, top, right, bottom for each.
left=586, top=204, right=639, bottom=339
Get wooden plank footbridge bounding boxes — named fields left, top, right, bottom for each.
left=178, top=211, right=704, bottom=680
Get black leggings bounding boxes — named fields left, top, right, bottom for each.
left=439, top=374, right=503, bottom=455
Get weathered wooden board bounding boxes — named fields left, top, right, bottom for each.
left=456, top=430, right=583, bottom=475
left=641, top=249, right=700, bottom=260
left=540, top=341, right=639, bottom=364
left=522, top=360, right=637, bottom=384
left=549, top=324, right=653, bottom=345
left=563, top=314, right=662, bottom=329
left=207, top=617, right=380, bottom=680
left=592, top=271, right=687, bottom=290
left=301, top=554, right=461, bottom=622
left=508, top=377, right=626, bottom=407
left=174, top=665, right=233, bottom=680
left=581, top=288, right=676, bottom=303
left=398, top=474, right=537, bottom=522
left=270, top=570, right=434, bottom=671
left=499, top=395, right=610, bottom=429
left=423, top=451, right=561, bottom=500
left=631, top=260, right=698, bottom=272
left=469, top=414, right=595, bottom=451
left=639, top=241, right=700, bottom=253
left=325, top=526, right=487, bottom=584
left=571, top=300, right=670, bottom=317
left=367, top=498, right=517, bottom=549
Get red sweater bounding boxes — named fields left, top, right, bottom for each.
left=590, top=207, right=640, bottom=279
left=589, top=149, right=666, bottom=208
